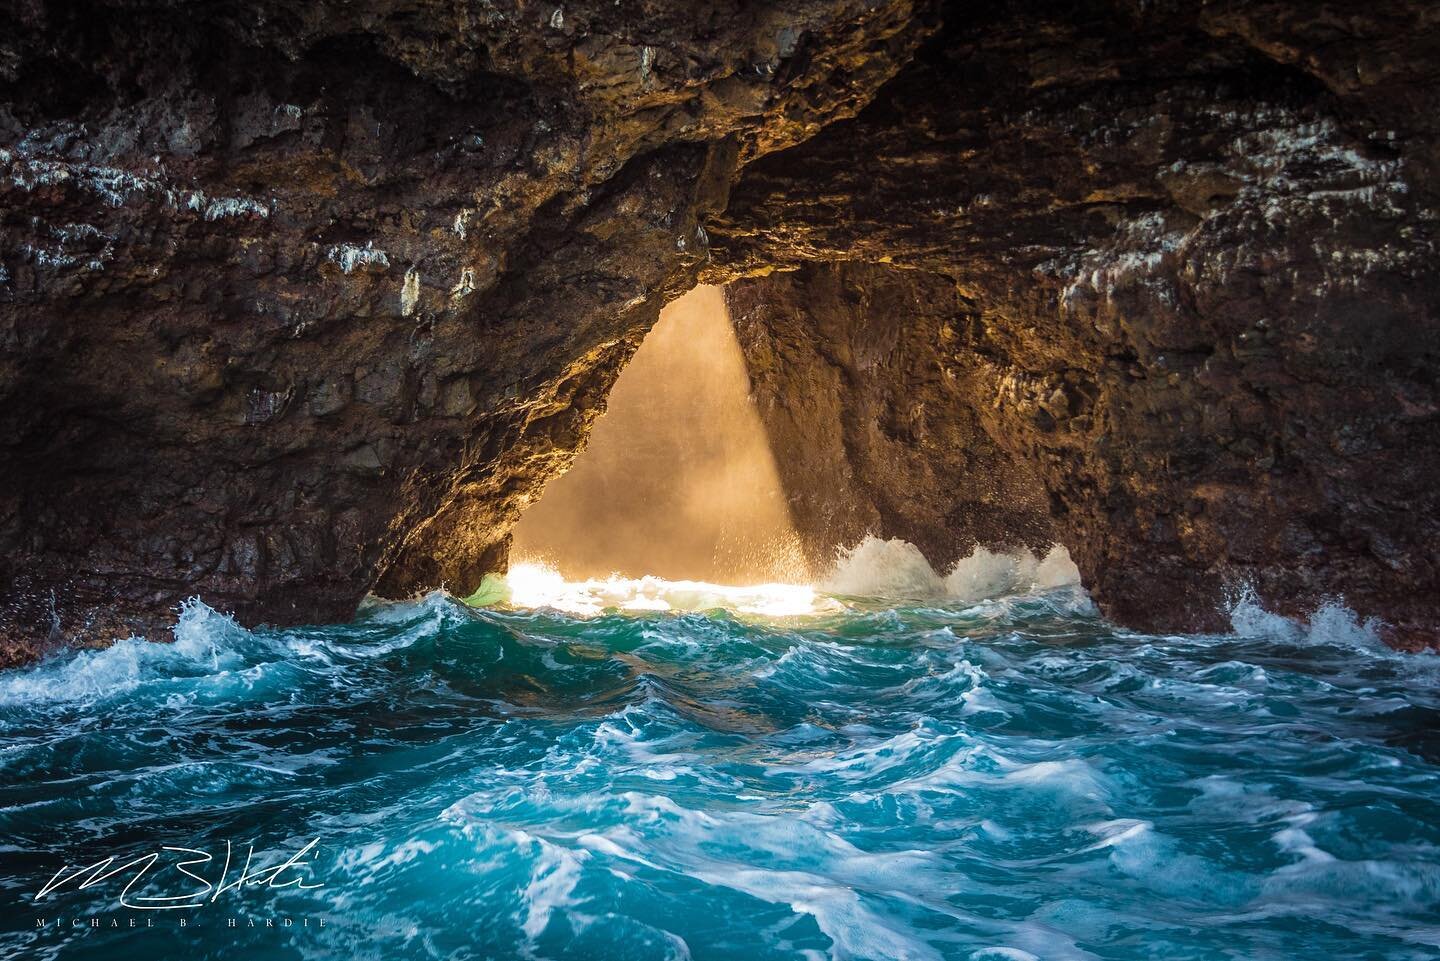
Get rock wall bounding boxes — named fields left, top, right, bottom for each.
left=2, top=0, right=1438, bottom=659
left=0, top=0, right=930, bottom=663
left=708, top=0, right=1440, bottom=644
left=725, top=263, right=1055, bottom=573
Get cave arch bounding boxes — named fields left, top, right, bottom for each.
left=1, top=0, right=1437, bottom=658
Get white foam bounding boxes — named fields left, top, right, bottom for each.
left=1229, top=589, right=1388, bottom=652
left=823, top=537, right=945, bottom=597
left=481, top=562, right=842, bottom=618
left=521, top=840, right=587, bottom=940
left=823, top=536, right=1081, bottom=602
left=355, top=589, right=474, bottom=634
left=484, top=538, right=1083, bottom=616
left=1102, top=819, right=1247, bottom=902
left=0, top=598, right=255, bottom=706
left=598, top=792, right=951, bottom=961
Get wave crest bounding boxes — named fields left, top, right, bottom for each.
left=0, top=597, right=258, bottom=706
left=822, top=536, right=1082, bottom=602
left=1228, top=589, right=1389, bottom=652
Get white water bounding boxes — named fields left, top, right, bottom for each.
left=486, top=537, right=1083, bottom=619
left=478, top=564, right=842, bottom=618
left=822, top=536, right=1082, bottom=603
left=1227, top=588, right=1392, bottom=653
left=5, top=538, right=1437, bottom=961
left=2, top=537, right=1415, bottom=716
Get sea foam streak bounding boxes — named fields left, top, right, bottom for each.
left=479, top=537, right=1084, bottom=619
left=471, top=563, right=842, bottom=617
left=3, top=540, right=1437, bottom=961
left=822, top=536, right=1082, bottom=602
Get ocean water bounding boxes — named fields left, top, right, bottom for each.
left=2, top=543, right=1439, bottom=961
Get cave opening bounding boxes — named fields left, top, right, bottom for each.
left=498, top=275, right=1085, bottom=614
left=509, top=284, right=811, bottom=588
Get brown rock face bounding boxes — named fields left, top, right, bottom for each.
left=2, top=0, right=1438, bottom=658
left=725, top=263, right=1055, bottom=574
left=0, top=0, right=929, bottom=662
left=709, top=1, right=1440, bottom=646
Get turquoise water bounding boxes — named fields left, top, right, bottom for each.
left=1, top=581, right=1438, bottom=960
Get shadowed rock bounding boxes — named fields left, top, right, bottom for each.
left=2, top=0, right=1437, bottom=658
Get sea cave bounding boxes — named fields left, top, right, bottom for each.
left=2, top=2, right=1439, bottom=958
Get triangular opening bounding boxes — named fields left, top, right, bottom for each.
left=510, top=284, right=809, bottom=586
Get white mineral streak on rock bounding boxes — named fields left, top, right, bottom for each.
left=326, top=242, right=390, bottom=274
left=204, top=196, right=271, bottom=221
left=1037, top=106, right=1427, bottom=313
left=1050, top=211, right=1189, bottom=310
left=451, top=267, right=477, bottom=300
left=401, top=267, right=421, bottom=316
left=6, top=131, right=277, bottom=224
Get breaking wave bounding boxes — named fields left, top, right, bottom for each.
left=481, top=536, right=1085, bottom=621
left=2, top=549, right=1437, bottom=960
left=1228, top=588, right=1392, bottom=652
left=822, top=535, right=1082, bottom=603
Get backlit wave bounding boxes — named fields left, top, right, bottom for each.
left=467, top=563, right=841, bottom=617
left=474, top=537, right=1085, bottom=618
left=2, top=575, right=1434, bottom=961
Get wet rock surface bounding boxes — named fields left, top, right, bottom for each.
left=725, top=263, right=1056, bottom=574
left=710, top=1, right=1440, bottom=645
left=2, top=0, right=1437, bottom=657
left=0, top=0, right=927, bottom=662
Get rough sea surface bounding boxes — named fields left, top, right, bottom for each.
left=2, top=563, right=1438, bottom=960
